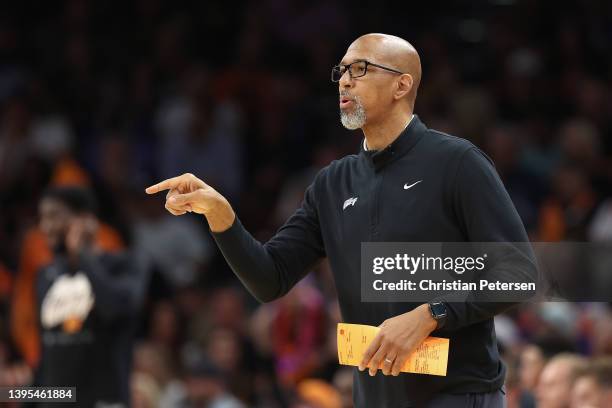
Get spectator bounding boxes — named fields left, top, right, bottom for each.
left=536, top=353, right=587, bottom=408
left=518, top=344, right=546, bottom=408
left=34, top=186, right=147, bottom=407
left=170, top=357, right=246, bottom=408
left=571, top=358, right=612, bottom=408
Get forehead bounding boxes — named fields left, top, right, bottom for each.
left=340, top=41, right=384, bottom=64
left=40, top=197, right=70, bottom=214
left=575, top=376, right=598, bottom=388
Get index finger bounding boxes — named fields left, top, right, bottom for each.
left=145, top=177, right=181, bottom=194
left=359, top=333, right=382, bottom=371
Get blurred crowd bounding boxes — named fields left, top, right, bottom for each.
left=0, top=0, right=611, bottom=407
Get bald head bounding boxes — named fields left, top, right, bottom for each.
left=347, top=33, right=421, bottom=104
left=338, top=33, right=422, bottom=135
left=537, top=354, right=587, bottom=408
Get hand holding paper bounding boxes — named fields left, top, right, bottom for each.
left=337, top=323, right=449, bottom=376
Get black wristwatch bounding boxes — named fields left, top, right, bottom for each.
left=428, top=301, right=447, bottom=330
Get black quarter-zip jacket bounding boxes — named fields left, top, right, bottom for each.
left=212, top=115, right=536, bottom=407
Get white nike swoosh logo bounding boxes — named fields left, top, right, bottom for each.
left=404, top=180, right=423, bottom=190
left=343, top=197, right=358, bottom=210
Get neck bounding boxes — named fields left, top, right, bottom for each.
left=362, top=110, right=414, bottom=151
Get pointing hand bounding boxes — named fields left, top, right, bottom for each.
left=145, top=173, right=235, bottom=232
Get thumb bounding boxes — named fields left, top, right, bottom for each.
left=169, top=190, right=203, bottom=206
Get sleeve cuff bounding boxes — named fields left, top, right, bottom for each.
left=210, top=216, right=243, bottom=248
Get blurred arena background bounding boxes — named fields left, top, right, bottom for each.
left=0, top=0, right=611, bottom=407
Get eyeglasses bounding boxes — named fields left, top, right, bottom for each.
left=331, top=60, right=405, bottom=82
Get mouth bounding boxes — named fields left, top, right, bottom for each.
left=339, top=96, right=354, bottom=109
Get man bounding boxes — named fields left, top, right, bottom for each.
left=570, top=358, right=612, bottom=408
left=176, top=357, right=246, bottom=408
left=536, top=353, right=587, bottom=408
left=518, top=344, right=546, bottom=408
left=35, top=187, right=146, bottom=407
left=147, top=33, right=535, bottom=407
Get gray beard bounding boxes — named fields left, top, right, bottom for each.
left=340, top=96, right=367, bottom=130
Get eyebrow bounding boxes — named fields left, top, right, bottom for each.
left=338, top=58, right=368, bottom=66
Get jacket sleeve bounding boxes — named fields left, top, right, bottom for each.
left=211, top=178, right=326, bottom=303
left=435, top=147, right=537, bottom=331
left=79, top=251, right=148, bottom=321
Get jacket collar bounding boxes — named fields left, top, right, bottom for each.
left=360, top=114, right=427, bottom=172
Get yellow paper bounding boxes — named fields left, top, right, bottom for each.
left=337, top=323, right=449, bottom=376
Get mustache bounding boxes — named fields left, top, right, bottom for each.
left=339, top=91, right=357, bottom=101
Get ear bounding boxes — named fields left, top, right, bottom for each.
left=394, top=74, right=413, bottom=100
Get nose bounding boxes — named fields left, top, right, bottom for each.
left=338, top=69, right=353, bottom=89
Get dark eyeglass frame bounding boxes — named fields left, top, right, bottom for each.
left=331, top=60, right=405, bottom=82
